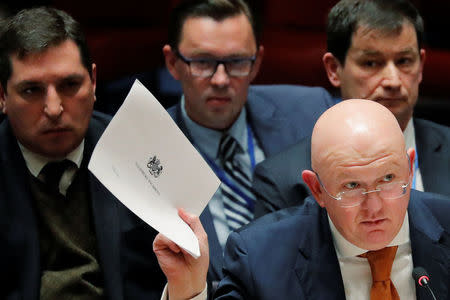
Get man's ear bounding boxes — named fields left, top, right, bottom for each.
left=91, top=63, right=97, bottom=101
left=0, top=84, right=7, bottom=114
left=406, top=147, right=416, bottom=180
left=418, top=48, right=426, bottom=84
left=302, top=170, right=325, bottom=207
left=248, top=45, right=264, bottom=82
left=322, top=52, right=343, bottom=88
left=163, top=44, right=181, bottom=80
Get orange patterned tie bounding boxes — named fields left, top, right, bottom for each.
left=359, top=246, right=400, bottom=300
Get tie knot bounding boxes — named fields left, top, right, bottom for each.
left=219, top=133, right=239, bottom=164
left=40, top=159, right=75, bottom=192
left=359, top=246, right=398, bottom=282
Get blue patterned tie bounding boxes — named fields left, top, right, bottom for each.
left=219, top=133, right=255, bottom=231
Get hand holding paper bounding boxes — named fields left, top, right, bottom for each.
left=88, top=80, right=220, bottom=258
left=153, top=209, right=209, bottom=300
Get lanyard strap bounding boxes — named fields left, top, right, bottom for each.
left=202, top=125, right=256, bottom=209
left=412, top=149, right=419, bottom=189
left=247, top=125, right=256, bottom=171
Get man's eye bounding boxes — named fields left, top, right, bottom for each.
left=63, top=80, right=80, bottom=88
left=21, top=86, right=43, bottom=96
left=344, top=182, right=359, bottom=189
left=382, top=174, right=395, bottom=182
left=362, top=60, right=379, bottom=68
left=196, top=60, right=214, bottom=66
left=59, top=80, right=82, bottom=93
left=397, top=57, right=414, bottom=67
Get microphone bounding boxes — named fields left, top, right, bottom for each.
left=412, top=267, right=437, bottom=300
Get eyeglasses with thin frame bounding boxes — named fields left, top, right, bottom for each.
left=175, top=51, right=256, bottom=77
left=314, top=155, right=412, bottom=208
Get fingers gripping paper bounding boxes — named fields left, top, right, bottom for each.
left=88, top=80, right=220, bottom=258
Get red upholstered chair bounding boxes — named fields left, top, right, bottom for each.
left=51, top=0, right=183, bottom=82
left=254, top=1, right=338, bottom=90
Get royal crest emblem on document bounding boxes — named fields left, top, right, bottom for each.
left=147, top=155, right=163, bottom=178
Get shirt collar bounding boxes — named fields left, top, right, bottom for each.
left=403, top=118, right=416, bottom=152
left=180, top=95, right=248, bottom=160
left=329, top=212, right=410, bottom=258
left=19, top=140, right=84, bottom=177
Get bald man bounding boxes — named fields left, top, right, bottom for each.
left=154, top=100, right=450, bottom=300
left=253, top=0, right=450, bottom=218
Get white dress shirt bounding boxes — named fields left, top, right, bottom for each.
left=329, top=214, right=416, bottom=300
left=19, top=140, right=84, bottom=195
left=180, top=96, right=265, bottom=249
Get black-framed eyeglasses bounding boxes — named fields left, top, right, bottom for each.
left=175, top=51, right=256, bottom=77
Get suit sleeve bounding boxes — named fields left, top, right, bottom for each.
left=213, top=231, right=254, bottom=299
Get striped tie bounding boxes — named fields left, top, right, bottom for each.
left=219, top=133, right=255, bottom=231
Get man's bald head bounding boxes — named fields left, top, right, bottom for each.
left=311, top=99, right=405, bottom=175
left=304, top=99, right=414, bottom=250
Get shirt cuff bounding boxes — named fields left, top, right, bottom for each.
left=160, top=283, right=208, bottom=300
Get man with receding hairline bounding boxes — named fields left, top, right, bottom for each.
left=153, top=100, right=450, bottom=299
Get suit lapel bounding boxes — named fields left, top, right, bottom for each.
left=172, top=103, right=225, bottom=281
left=414, top=119, right=450, bottom=195
left=294, top=208, right=346, bottom=299
left=84, top=119, right=123, bottom=300
left=246, top=90, right=284, bottom=157
left=172, top=103, right=194, bottom=142
left=409, top=191, right=449, bottom=300
left=0, top=121, right=41, bottom=299
left=200, top=208, right=224, bottom=281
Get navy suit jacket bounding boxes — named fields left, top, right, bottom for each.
left=0, top=112, right=166, bottom=299
left=254, top=118, right=450, bottom=217
left=214, top=190, right=450, bottom=299
left=167, top=84, right=334, bottom=282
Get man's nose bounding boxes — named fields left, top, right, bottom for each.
left=44, top=87, right=63, bottom=119
left=210, top=64, right=230, bottom=88
left=381, top=62, right=401, bottom=90
left=361, top=190, right=384, bottom=213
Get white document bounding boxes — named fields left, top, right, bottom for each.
left=88, top=79, right=220, bottom=258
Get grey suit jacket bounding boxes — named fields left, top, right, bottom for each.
left=0, top=112, right=166, bottom=299
left=253, top=118, right=450, bottom=217
left=167, top=84, right=335, bottom=282
left=214, top=190, right=450, bottom=299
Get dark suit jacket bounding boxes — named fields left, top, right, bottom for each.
left=214, top=190, right=450, bottom=299
left=167, top=84, right=335, bottom=282
left=254, top=118, right=450, bottom=217
left=0, top=112, right=166, bottom=299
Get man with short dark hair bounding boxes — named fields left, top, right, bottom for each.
left=0, top=7, right=165, bottom=299
left=163, top=0, right=335, bottom=284
left=253, top=0, right=450, bottom=216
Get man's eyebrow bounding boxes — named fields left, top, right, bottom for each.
left=396, top=48, right=418, bottom=55
left=13, top=73, right=86, bottom=89
left=358, top=47, right=418, bottom=57
left=189, top=51, right=253, bottom=59
left=14, top=80, right=43, bottom=89
left=60, top=74, right=85, bottom=81
left=358, top=49, right=382, bottom=56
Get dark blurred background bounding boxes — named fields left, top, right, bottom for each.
left=2, top=0, right=449, bottom=126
